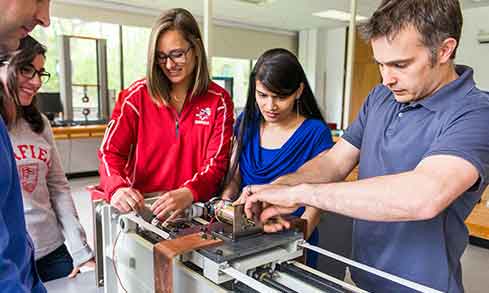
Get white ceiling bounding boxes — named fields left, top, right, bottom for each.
left=57, top=0, right=489, bottom=32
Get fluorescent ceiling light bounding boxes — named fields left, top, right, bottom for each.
left=313, top=10, right=368, bottom=22
left=235, top=0, right=276, bottom=5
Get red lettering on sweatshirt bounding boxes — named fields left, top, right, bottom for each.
left=14, top=144, right=49, bottom=162
left=38, top=148, right=48, bottom=162
left=17, top=145, right=29, bottom=159
left=29, top=145, right=36, bottom=158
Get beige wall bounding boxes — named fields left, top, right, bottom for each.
left=213, top=25, right=297, bottom=59
left=51, top=2, right=157, bottom=27
left=51, top=2, right=298, bottom=60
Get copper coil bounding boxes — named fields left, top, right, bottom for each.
left=214, top=201, right=234, bottom=224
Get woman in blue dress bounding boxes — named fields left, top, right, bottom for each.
left=221, top=48, right=334, bottom=268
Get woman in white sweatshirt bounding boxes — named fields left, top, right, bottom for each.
left=1, top=36, right=94, bottom=282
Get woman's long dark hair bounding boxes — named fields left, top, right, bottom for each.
left=223, top=48, right=326, bottom=193
left=0, top=36, right=47, bottom=132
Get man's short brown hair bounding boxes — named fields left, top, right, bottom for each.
left=360, top=0, right=463, bottom=64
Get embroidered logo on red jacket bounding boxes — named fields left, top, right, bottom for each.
left=18, top=163, right=39, bottom=193
left=195, top=107, right=211, bottom=125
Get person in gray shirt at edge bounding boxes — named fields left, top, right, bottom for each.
left=5, top=35, right=95, bottom=282
left=0, top=0, right=50, bottom=292
left=242, top=1, right=489, bottom=292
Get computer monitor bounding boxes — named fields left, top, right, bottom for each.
left=35, top=92, right=63, bottom=122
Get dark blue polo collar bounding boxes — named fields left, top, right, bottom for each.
left=391, top=65, right=476, bottom=113
left=417, top=65, right=476, bottom=112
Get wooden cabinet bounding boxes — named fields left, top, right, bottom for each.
left=349, top=30, right=382, bottom=124
left=345, top=166, right=359, bottom=182
left=52, top=125, right=106, bottom=140
left=482, top=186, right=489, bottom=202
left=466, top=199, right=489, bottom=241
left=53, top=125, right=106, bottom=175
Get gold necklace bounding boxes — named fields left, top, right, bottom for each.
left=171, top=95, right=185, bottom=102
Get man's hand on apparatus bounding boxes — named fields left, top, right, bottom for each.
left=243, top=184, right=301, bottom=233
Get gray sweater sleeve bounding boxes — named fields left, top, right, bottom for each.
left=42, top=117, right=94, bottom=266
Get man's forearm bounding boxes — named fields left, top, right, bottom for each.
left=296, top=171, right=445, bottom=222
left=274, top=151, right=353, bottom=186
left=274, top=140, right=360, bottom=186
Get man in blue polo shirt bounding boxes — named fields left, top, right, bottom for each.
left=243, top=0, right=489, bottom=292
left=0, top=0, right=50, bottom=291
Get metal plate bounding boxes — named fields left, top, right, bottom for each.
left=199, top=230, right=303, bottom=263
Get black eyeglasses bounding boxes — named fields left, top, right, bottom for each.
left=19, top=64, right=51, bottom=84
left=156, top=46, right=193, bottom=66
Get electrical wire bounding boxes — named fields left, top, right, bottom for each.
left=205, top=215, right=216, bottom=234
left=204, top=199, right=229, bottom=233
left=112, top=230, right=128, bottom=293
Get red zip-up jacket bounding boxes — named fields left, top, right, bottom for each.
left=98, top=79, right=234, bottom=202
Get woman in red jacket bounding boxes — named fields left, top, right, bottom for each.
left=99, top=8, right=234, bottom=220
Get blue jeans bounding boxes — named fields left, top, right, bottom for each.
left=35, top=244, right=74, bottom=282
left=306, top=228, right=319, bottom=268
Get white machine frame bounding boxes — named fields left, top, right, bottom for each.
left=93, top=201, right=443, bottom=293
